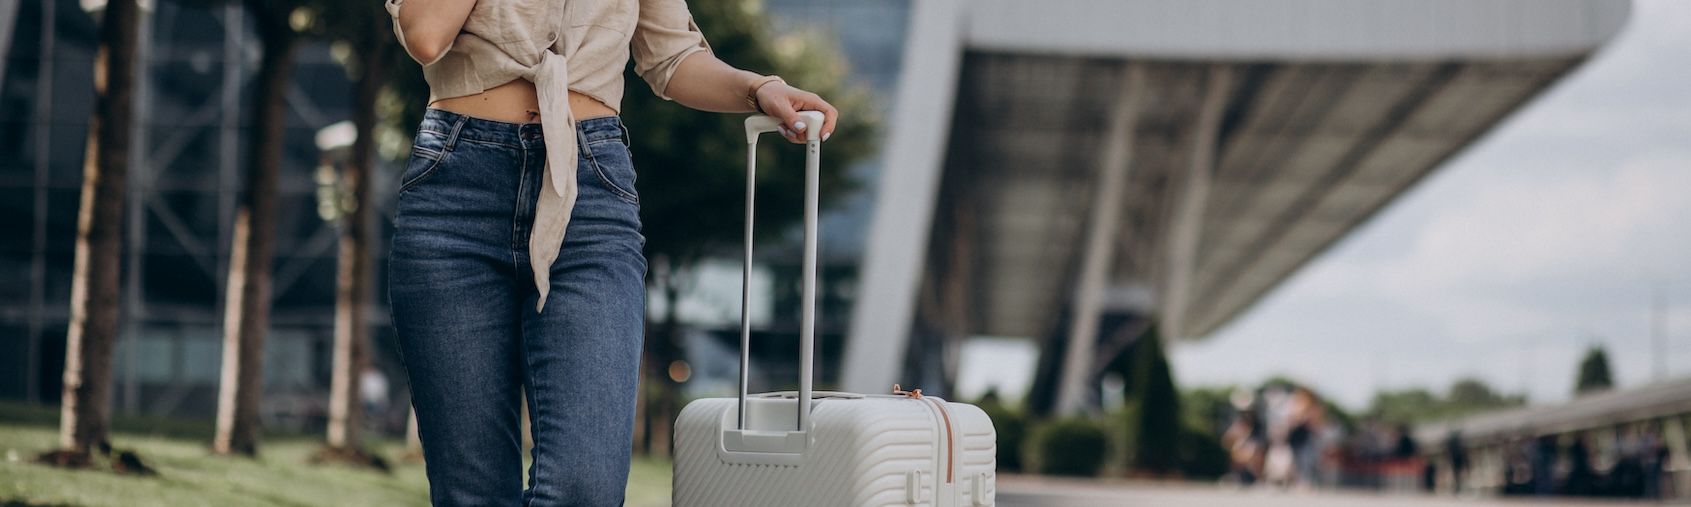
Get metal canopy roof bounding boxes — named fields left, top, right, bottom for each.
left=841, top=0, right=1630, bottom=394
left=941, top=56, right=1583, bottom=340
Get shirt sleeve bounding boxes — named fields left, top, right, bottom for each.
left=385, top=0, right=452, bottom=66
left=631, top=0, right=713, bottom=100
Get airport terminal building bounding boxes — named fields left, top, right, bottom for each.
left=0, top=0, right=1648, bottom=478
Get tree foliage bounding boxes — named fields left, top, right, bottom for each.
left=1180, top=386, right=1236, bottom=437
left=619, top=0, right=879, bottom=269
left=1575, top=345, right=1614, bottom=395
left=1367, top=377, right=1527, bottom=425
left=617, top=0, right=878, bottom=455
left=975, top=389, right=1028, bottom=472
left=1123, top=326, right=1182, bottom=474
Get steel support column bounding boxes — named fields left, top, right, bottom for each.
left=1054, top=64, right=1144, bottom=415
left=841, top=0, right=965, bottom=393
left=1161, top=65, right=1232, bottom=340
left=25, top=0, right=55, bottom=404
left=120, top=0, right=154, bottom=414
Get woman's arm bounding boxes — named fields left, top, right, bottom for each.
left=391, top=0, right=477, bottom=65
left=664, top=53, right=840, bottom=144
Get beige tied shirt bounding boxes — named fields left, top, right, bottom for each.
left=385, top=0, right=711, bottom=311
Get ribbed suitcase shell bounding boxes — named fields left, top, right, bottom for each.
left=673, top=114, right=996, bottom=506
left=673, top=394, right=996, bottom=506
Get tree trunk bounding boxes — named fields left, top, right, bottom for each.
left=638, top=257, right=683, bottom=456
left=326, top=26, right=388, bottom=452
left=656, top=263, right=684, bottom=457
left=57, top=0, right=138, bottom=458
left=214, top=12, right=295, bottom=457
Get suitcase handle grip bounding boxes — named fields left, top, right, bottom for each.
left=744, top=110, right=825, bottom=143
left=738, top=112, right=825, bottom=432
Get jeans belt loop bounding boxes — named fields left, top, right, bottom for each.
left=444, top=113, right=469, bottom=152
left=575, top=121, right=592, bottom=157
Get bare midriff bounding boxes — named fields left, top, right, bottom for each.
left=428, top=78, right=617, bottom=125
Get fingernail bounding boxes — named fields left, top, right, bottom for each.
left=778, top=126, right=791, bottom=136
left=793, top=121, right=807, bottom=132
left=822, top=132, right=831, bottom=141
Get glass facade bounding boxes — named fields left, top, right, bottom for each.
left=0, top=0, right=392, bottom=430
left=0, top=0, right=911, bottom=423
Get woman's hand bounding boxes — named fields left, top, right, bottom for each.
left=662, top=53, right=839, bottom=143
left=755, top=81, right=839, bottom=144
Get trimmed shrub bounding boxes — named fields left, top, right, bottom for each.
left=1026, top=417, right=1111, bottom=477
left=1128, top=331, right=1182, bottom=474
left=978, top=397, right=1028, bottom=472
left=1179, top=425, right=1231, bottom=479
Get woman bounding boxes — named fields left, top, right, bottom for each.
left=382, top=0, right=839, bottom=504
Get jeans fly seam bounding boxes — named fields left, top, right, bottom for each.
left=513, top=144, right=531, bottom=251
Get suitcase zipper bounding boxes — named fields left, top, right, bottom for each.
left=894, top=385, right=956, bottom=484
left=926, top=398, right=956, bottom=484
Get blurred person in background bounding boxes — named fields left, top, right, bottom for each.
left=382, top=0, right=839, bottom=504
left=1503, top=436, right=1534, bottom=495
left=1610, top=426, right=1646, bottom=497
left=1286, top=387, right=1323, bottom=490
left=1391, top=423, right=1419, bottom=459
left=1222, top=407, right=1266, bottom=486
left=1261, top=386, right=1295, bottom=487
left=1445, top=431, right=1469, bottom=495
left=358, top=365, right=390, bottom=433
left=1565, top=435, right=1596, bottom=496
left=1643, top=423, right=1668, bottom=499
left=1533, top=434, right=1560, bottom=496
left=1315, top=411, right=1345, bottom=489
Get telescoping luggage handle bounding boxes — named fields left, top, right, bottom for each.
left=738, top=111, right=825, bottom=435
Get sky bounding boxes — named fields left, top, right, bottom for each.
left=1168, top=0, right=1691, bottom=411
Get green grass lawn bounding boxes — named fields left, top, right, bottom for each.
left=0, top=402, right=671, bottom=507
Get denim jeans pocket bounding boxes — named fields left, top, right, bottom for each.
left=399, top=127, right=455, bottom=195
left=587, top=141, right=639, bottom=205
left=398, top=148, right=448, bottom=195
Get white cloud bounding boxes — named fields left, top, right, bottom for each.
left=1403, top=165, right=1680, bottom=283
left=1371, top=155, right=1691, bottom=343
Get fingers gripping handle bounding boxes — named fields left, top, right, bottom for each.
left=738, top=111, right=825, bottom=433
left=744, top=111, right=825, bottom=143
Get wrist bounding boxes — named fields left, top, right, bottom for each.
left=746, top=74, right=784, bottom=114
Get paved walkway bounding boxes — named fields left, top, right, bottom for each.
left=997, top=476, right=1649, bottom=507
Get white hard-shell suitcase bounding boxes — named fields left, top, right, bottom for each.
left=672, top=112, right=997, bottom=507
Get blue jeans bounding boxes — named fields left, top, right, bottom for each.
left=389, top=108, right=647, bottom=506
